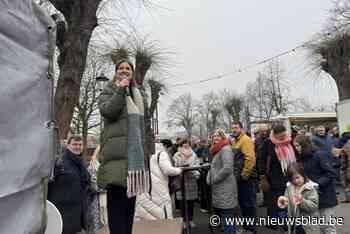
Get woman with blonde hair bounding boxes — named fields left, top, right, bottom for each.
left=207, top=128, right=238, bottom=234
left=86, top=145, right=103, bottom=234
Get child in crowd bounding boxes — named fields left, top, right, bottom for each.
left=278, top=163, right=320, bottom=234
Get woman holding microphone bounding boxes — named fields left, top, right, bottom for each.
left=98, top=59, right=149, bottom=234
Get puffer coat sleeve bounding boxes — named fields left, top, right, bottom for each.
left=135, top=194, right=163, bottom=221
left=298, top=187, right=319, bottom=213
left=158, top=151, right=182, bottom=176
left=135, top=151, right=178, bottom=221
left=98, top=82, right=126, bottom=120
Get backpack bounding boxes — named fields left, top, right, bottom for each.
left=233, top=148, right=244, bottom=180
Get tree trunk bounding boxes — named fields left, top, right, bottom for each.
left=323, top=60, right=350, bottom=101
left=50, top=0, right=99, bottom=140
left=139, top=89, right=155, bottom=164
left=333, top=72, right=350, bottom=101
left=186, top=128, right=192, bottom=139
left=82, top=122, right=89, bottom=160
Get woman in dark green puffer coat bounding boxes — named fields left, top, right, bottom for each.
left=98, top=59, right=149, bottom=234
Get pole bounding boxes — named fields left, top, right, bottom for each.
left=181, top=170, right=190, bottom=234
left=155, top=103, right=159, bottom=135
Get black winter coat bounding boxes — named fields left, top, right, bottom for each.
left=48, top=150, right=91, bottom=234
left=300, top=150, right=338, bottom=209
left=339, top=132, right=350, bottom=148
left=255, top=137, right=269, bottom=177
left=259, top=140, right=288, bottom=191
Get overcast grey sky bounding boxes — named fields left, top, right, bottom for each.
left=106, top=0, right=340, bottom=133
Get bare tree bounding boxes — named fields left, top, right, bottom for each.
left=166, top=93, right=197, bottom=138
left=43, top=0, right=102, bottom=139
left=70, top=52, right=107, bottom=155
left=222, top=89, right=244, bottom=126
left=264, top=61, right=289, bottom=114
left=328, top=0, right=350, bottom=33
left=309, top=0, right=350, bottom=101
left=148, top=78, right=165, bottom=119
left=197, top=91, right=222, bottom=138
left=245, top=61, right=293, bottom=121
left=245, top=73, right=275, bottom=120
left=132, top=38, right=170, bottom=156
left=147, top=77, right=166, bottom=136
left=310, top=34, right=350, bottom=101
left=288, top=97, right=313, bottom=112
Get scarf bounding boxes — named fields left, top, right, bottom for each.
left=209, top=138, right=230, bottom=156
left=270, top=132, right=296, bottom=175
left=125, top=86, right=150, bottom=198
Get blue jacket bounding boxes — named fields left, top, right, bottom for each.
left=300, top=150, right=338, bottom=209
left=311, top=135, right=333, bottom=153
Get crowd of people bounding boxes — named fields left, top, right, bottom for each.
left=47, top=59, right=350, bottom=234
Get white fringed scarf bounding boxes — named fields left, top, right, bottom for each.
left=125, top=86, right=150, bottom=197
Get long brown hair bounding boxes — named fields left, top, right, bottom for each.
left=294, top=135, right=313, bottom=155
left=114, top=59, right=138, bottom=91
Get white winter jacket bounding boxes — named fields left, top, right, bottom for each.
left=135, top=143, right=182, bottom=221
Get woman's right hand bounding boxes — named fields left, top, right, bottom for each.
left=277, top=196, right=288, bottom=209
left=115, top=78, right=129, bottom=88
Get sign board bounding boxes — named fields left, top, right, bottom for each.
left=337, top=99, right=350, bottom=135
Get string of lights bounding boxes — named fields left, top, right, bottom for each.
left=169, top=39, right=314, bottom=88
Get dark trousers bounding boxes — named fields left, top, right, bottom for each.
left=180, top=200, right=195, bottom=221
left=238, top=179, right=257, bottom=233
left=198, top=170, right=211, bottom=210
left=262, top=191, right=269, bottom=206
left=267, top=188, right=287, bottom=231
left=214, top=208, right=236, bottom=234
left=293, top=225, right=306, bottom=234
left=175, top=195, right=180, bottom=210
left=107, top=185, right=136, bottom=234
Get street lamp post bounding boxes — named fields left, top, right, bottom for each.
left=95, top=74, right=109, bottom=142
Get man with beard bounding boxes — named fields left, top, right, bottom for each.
left=232, top=121, right=257, bottom=234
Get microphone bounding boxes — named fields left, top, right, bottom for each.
left=122, top=74, right=130, bottom=96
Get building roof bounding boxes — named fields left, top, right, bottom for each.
left=271, top=112, right=336, bottom=120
